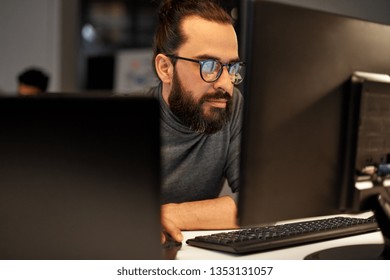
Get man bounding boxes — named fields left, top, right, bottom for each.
left=17, top=67, right=49, bottom=96
left=149, top=0, right=245, bottom=243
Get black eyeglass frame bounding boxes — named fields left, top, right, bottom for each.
left=166, top=54, right=246, bottom=85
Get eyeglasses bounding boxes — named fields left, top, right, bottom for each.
left=166, top=54, right=245, bottom=85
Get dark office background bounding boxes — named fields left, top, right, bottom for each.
left=0, top=0, right=389, bottom=95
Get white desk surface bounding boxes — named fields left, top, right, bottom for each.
left=176, top=212, right=384, bottom=260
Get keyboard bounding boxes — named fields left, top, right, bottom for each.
left=186, top=216, right=379, bottom=254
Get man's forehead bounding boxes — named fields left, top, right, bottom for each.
left=179, top=16, right=238, bottom=60
left=181, top=16, right=235, bottom=39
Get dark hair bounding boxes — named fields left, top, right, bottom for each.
left=18, top=68, right=50, bottom=91
left=153, top=0, right=233, bottom=60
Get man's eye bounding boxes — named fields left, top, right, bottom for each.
left=202, top=61, right=218, bottom=73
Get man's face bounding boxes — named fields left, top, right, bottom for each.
left=169, top=67, right=233, bottom=134
left=166, top=16, right=239, bottom=134
left=18, top=83, right=41, bottom=96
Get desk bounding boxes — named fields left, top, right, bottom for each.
left=175, top=212, right=385, bottom=260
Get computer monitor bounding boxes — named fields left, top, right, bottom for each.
left=343, top=72, right=390, bottom=213
left=0, top=95, right=162, bottom=259
left=238, top=0, right=390, bottom=258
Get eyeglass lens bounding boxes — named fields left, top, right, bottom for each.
left=200, top=60, right=245, bottom=85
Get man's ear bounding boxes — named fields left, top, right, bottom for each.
left=155, top=54, right=173, bottom=84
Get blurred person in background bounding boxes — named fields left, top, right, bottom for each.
left=17, top=67, right=50, bottom=96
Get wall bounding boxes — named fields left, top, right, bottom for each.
left=0, top=0, right=58, bottom=94
left=58, top=0, right=78, bottom=92
left=0, top=0, right=77, bottom=95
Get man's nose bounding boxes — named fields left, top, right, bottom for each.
left=213, top=67, right=234, bottom=95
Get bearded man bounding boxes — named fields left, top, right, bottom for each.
left=147, top=0, right=245, bottom=243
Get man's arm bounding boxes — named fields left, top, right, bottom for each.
left=161, top=195, right=238, bottom=242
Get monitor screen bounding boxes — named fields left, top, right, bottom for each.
left=239, top=0, right=390, bottom=227
left=343, top=72, right=390, bottom=212
left=0, top=95, right=162, bottom=259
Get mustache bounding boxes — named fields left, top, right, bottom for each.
left=202, top=91, right=232, bottom=102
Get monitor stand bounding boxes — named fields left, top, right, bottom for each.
left=305, top=191, right=390, bottom=260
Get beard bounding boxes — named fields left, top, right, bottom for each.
left=168, top=71, right=233, bottom=134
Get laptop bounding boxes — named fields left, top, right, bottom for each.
left=0, top=95, right=162, bottom=259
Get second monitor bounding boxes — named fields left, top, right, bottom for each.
left=239, top=0, right=390, bottom=227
